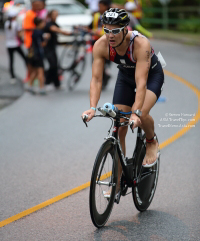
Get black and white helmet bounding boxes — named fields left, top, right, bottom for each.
left=102, top=8, right=130, bottom=27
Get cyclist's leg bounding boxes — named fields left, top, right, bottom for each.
left=114, top=104, right=131, bottom=192
left=140, top=91, right=159, bottom=166
left=112, top=70, right=135, bottom=192
left=140, top=64, right=164, bottom=166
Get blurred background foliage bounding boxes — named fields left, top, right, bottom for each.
left=78, top=0, right=200, bottom=33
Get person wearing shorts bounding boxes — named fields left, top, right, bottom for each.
left=82, top=8, right=164, bottom=193
left=27, top=17, right=49, bottom=95
left=23, top=0, right=44, bottom=82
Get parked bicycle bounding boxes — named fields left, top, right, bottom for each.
left=59, top=27, right=88, bottom=91
left=59, top=27, right=111, bottom=91
left=82, top=103, right=160, bottom=228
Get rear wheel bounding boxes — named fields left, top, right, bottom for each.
left=89, top=141, right=118, bottom=228
left=67, top=71, right=80, bottom=91
left=132, top=135, right=160, bottom=211
left=59, top=42, right=78, bottom=71
left=67, top=44, right=86, bottom=91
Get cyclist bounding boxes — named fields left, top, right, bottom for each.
left=82, top=8, right=164, bottom=193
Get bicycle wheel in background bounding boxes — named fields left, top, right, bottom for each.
left=67, top=44, right=86, bottom=91
left=59, top=42, right=78, bottom=71
left=89, top=140, right=118, bottom=228
left=132, top=134, right=160, bottom=212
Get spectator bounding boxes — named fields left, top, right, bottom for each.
left=89, top=0, right=112, bottom=90
left=44, top=10, right=70, bottom=89
left=124, top=1, right=153, bottom=38
left=27, top=17, right=49, bottom=95
left=4, top=9, right=27, bottom=84
left=23, top=0, right=44, bottom=82
left=85, top=0, right=100, bottom=14
left=37, top=0, right=48, bottom=20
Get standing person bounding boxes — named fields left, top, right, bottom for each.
left=44, top=10, right=70, bottom=89
left=90, top=0, right=112, bottom=90
left=124, top=1, right=153, bottom=38
left=82, top=8, right=164, bottom=195
left=85, top=0, right=100, bottom=14
left=27, top=17, right=49, bottom=95
left=23, top=0, right=44, bottom=82
left=37, top=0, right=48, bottom=20
left=4, top=9, right=27, bottom=84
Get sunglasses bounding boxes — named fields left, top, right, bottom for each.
left=104, top=26, right=125, bottom=35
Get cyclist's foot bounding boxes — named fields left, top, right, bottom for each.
left=103, top=185, right=120, bottom=199
left=114, top=190, right=121, bottom=204
left=143, top=136, right=159, bottom=168
left=103, top=190, right=111, bottom=198
left=103, top=189, right=121, bottom=204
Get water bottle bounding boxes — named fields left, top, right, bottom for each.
left=102, top=103, right=118, bottom=117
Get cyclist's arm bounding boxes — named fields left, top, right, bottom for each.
left=132, top=37, right=151, bottom=113
left=90, top=39, right=106, bottom=109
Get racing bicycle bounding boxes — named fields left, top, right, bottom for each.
left=82, top=103, right=160, bottom=228
left=59, top=27, right=87, bottom=91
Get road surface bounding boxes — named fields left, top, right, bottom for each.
left=0, top=32, right=199, bottom=240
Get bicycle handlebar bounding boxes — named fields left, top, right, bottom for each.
left=82, top=114, right=88, bottom=127
left=82, top=103, right=134, bottom=131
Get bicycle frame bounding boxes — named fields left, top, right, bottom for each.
left=102, top=115, right=144, bottom=187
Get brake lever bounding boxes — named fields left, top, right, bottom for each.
left=130, top=121, right=134, bottom=133
left=82, top=114, right=88, bottom=127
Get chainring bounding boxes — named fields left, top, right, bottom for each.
left=120, top=174, right=128, bottom=196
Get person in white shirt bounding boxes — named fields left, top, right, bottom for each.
left=85, top=0, right=100, bottom=14
left=4, top=9, right=27, bottom=84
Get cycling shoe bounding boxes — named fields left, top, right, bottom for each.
left=114, top=191, right=121, bottom=204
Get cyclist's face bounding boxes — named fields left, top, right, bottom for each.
left=104, top=24, right=124, bottom=47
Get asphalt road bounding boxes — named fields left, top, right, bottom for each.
left=0, top=34, right=200, bottom=240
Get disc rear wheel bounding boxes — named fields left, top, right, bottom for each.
left=132, top=135, right=160, bottom=211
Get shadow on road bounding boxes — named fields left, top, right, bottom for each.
left=92, top=210, right=190, bottom=241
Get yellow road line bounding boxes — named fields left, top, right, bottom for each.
left=0, top=70, right=199, bottom=228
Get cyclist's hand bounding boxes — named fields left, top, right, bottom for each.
left=129, top=114, right=142, bottom=129
left=81, top=109, right=95, bottom=122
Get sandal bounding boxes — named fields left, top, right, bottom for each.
left=143, top=151, right=160, bottom=168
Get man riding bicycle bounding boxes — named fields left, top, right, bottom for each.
left=82, top=8, right=164, bottom=193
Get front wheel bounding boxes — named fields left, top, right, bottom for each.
left=89, top=141, right=118, bottom=228
left=132, top=135, right=160, bottom=212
